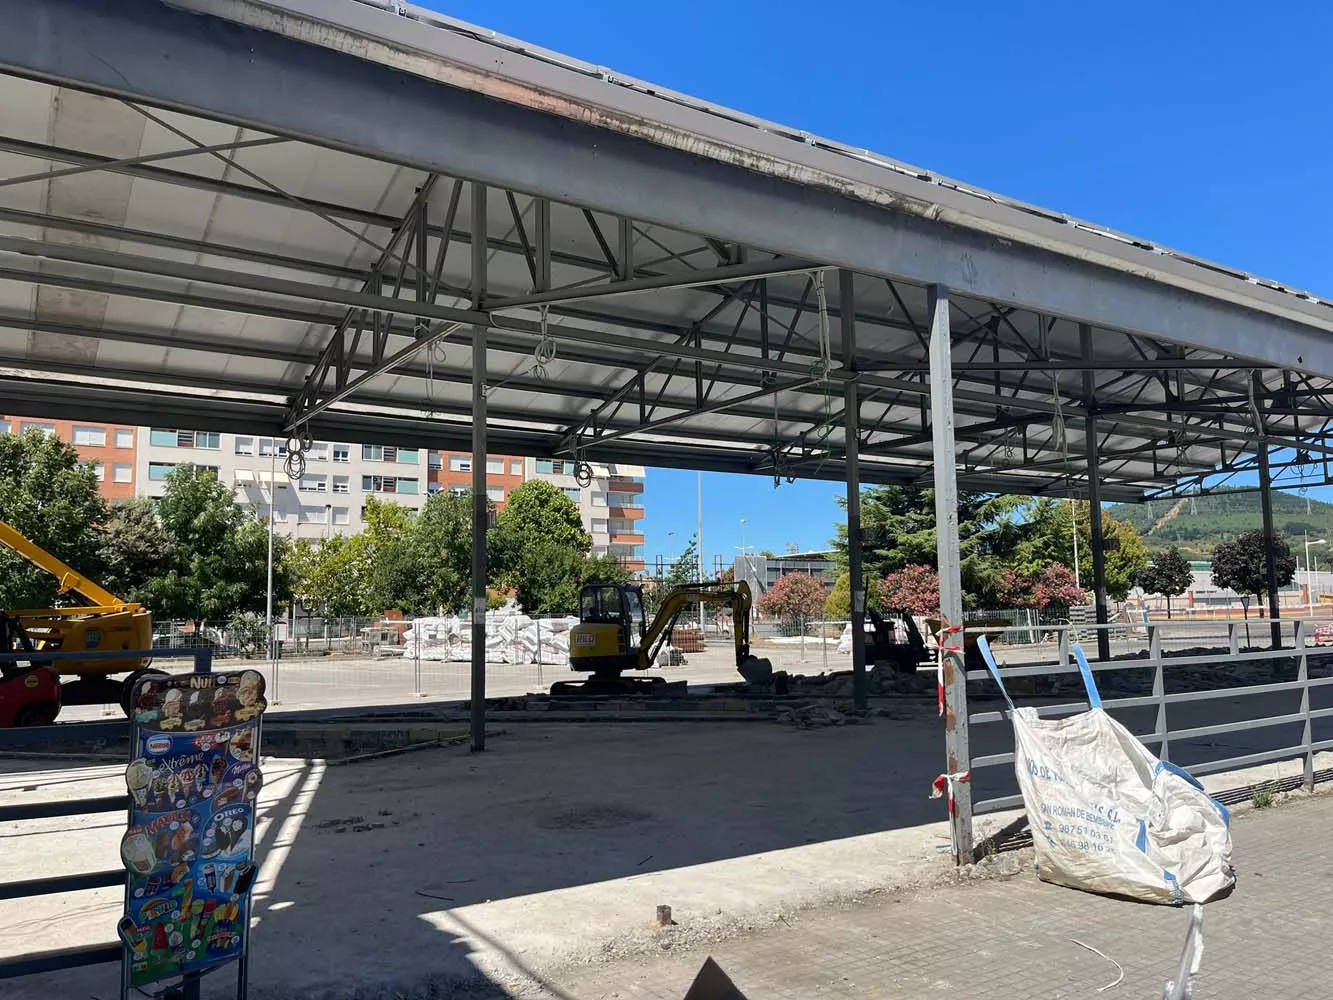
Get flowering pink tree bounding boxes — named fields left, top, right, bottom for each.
left=757, top=573, right=828, bottom=631
left=879, top=564, right=940, bottom=616
left=996, top=564, right=1086, bottom=611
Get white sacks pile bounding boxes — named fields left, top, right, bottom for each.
left=977, top=636, right=1234, bottom=905
left=402, top=607, right=581, bottom=665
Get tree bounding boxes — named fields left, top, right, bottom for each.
left=824, top=572, right=882, bottom=620
left=756, top=573, right=827, bottom=632
left=288, top=534, right=371, bottom=618
left=645, top=534, right=699, bottom=615
left=99, top=497, right=175, bottom=602
left=496, top=481, right=591, bottom=614
left=352, top=497, right=428, bottom=615
left=1018, top=499, right=1151, bottom=602
left=581, top=553, right=630, bottom=586
left=832, top=486, right=1026, bottom=606
left=1138, top=546, right=1194, bottom=618
left=0, top=429, right=108, bottom=609
left=413, top=490, right=481, bottom=615
left=1211, top=530, right=1296, bottom=617
left=879, top=564, right=940, bottom=616
left=139, top=465, right=292, bottom=624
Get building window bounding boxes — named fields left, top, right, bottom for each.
left=486, top=486, right=504, bottom=502
left=0, top=420, right=9, bottom=434
left=428, top=453, right=443, bottom=470
left=427, top=483, right=443, bottom=494
left=510, top=460, right=523, bottom=477
left=607, top=492, right=643, bottom=508
left=332, top=444, right=350, bottom=463
left=363, top=444, right=384, bottom=462
left=448, top=456, right=470, bottom=473
left=563, top=487, right=582, bottom=503
left=486, top=458, right=504, bottom=475
left=148, top=462, right=176, bottom=481
left=609, top=518, right=637, bottom=534
left=535, top=459, right=554, bottom=475
left=114, top=429, right=133, bottom=449
left=331, top=507, right=350, bottom=526
left=258, top=438, right=288, bottom=457
left=235, top=437, right=254, bottom=456
left=361, top=475, right=419, bottom=495
left=448, top=485, right=468, bottom=497
left=397, top=449, right=418, bottom=465
left=592, top=518, right=608, bottom=534
left=299, top=475, right=328, bottom=492
left=20, top=422, right=54, bottom=436
left=591, top=492, right=607, bottom=508
left=112, top=463, right=132, bottom=484
left=298, top=505, right=328, bottom=524
left=73, top=426, right=106, bottom=447
left=150, top=428, right=219, bottom=449
left=332, top=476, right=350, bottom=494
left=92, top=462, right=105, bottom=481
left=307, top=442, right=329, bottom=461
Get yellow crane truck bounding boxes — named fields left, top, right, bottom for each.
left=0, top=519, right=156, bottom=713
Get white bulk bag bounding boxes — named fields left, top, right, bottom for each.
left=978, top=637, right=1234, bottom=905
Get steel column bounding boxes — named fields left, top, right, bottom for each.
left=1257, top=434, right=1283, bottom=650
left=470, top=180, right=488, bottom=751
left=928, top=284, right=972, bottom=863
left=1081, top=324, right=1110, bottom=660
left=840, top=270, right=867, bottom=710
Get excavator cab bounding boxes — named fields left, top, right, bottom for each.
left=572, top=583, right=648, bottom=672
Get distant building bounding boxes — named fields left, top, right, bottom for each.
left=734, top=550, right=838, bottom=599
left=1, top=416, right=138, bottom=501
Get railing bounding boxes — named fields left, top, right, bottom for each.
left=964, top=616, right=1329, bottom=818
left=0, top=646, right=213, bottom=986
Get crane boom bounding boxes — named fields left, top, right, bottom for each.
left=0, top=519, right=129, bottom=609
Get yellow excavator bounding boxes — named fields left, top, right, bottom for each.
left=560, top=580, right=772, bottom=694
left=0, top=519, right=156, bottom=712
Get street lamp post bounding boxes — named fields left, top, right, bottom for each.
left=1306, top=533, right=1327, bottom=611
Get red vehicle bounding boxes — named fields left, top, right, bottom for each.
left=0, top=613, right=63, bottom=727
left=1314, top=623, right=1333, bottom=647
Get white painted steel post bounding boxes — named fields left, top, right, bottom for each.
left=928, top=284, right=971, bottom=862
left=840, top=269, right=867, bottom=710
left=470, top=180, right=488, bottom=752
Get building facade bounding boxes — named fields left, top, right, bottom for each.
left=530, top=459, right=646, bottom=570
left=1, top=415, right=138, bottom=501
left=734, top=551, right=838, bottom=599
left=428, top=452, right=526, bottom=511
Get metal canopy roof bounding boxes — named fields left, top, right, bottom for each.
left=0, top=0, right=1331, bottom=502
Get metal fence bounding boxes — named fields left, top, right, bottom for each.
left=962, top=616, right=1333, bottom=828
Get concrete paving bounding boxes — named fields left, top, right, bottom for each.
left=539, top=790, right=1333, bottom=1000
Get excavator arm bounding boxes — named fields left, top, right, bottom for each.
left=0, top=519, right=129, bottom=609
left=641, top=581, right=752, bottom=668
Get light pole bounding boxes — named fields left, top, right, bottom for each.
left=697, top=471, right=705, bottom=629
left=1306, top=533, right=1326, bottom=611
left=265, top=443, right=276, bottom=661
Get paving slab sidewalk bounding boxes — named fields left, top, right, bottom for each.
left=536, top=792, right=1331, bottom=1000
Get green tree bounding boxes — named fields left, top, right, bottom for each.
left=98, top=497, right=175, bottom=602
left=288, top=534, right=371, bottom=617
left=496, top=482, right=591, bottom=615
left=140, top=465, right=292, bottom=624
left=1018, top=499, right=1151, bottom=602
left=823, top=571, right=882, bottom=620
left=0, top=429, right=108, bottom=609
left=1211, top=530, right=1296, bottom=617
left=413, top=490, right=482, bottom=615
left=581, top=552, right=630, bottom=586
left=831, top=486, right=1026, bottom=606
left=1138, top=546, right=1194, bottom=618
left=352, top=497, right=427, bottom=615
left=646, top=534, right=699, bottom=614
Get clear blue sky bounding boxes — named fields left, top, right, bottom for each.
left=423, top=0, right=1333, bottom=568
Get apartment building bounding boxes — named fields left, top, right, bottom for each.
left=136, top=430, right=428, bottom=537
left=428, top=452, right=526, bottom=511
left=529, top=458, right=646, bottom=571
left=3, top=416, right=647, bottom=555
left=0, top=416, right=138, bottom=501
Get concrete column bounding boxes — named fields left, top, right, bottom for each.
left=840, top=269, right=867, bottom=710
left=470, top=180, right=488, bottom=751
left=1079, top=324, right=1110, bottom=661
left=928, top=284, right=972, bottom=862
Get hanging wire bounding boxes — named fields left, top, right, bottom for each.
left=1050, top=373, right=1068, bottom=454
left=283, top=435, right=306, bottom=481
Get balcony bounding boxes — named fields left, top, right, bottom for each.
left=607, top=477, right=644, bottom=493
left=608, top=532, right=645, bottom=545
left=609, top=506, right=645, bottom=521
left=606, top=492, right=643, bottom=509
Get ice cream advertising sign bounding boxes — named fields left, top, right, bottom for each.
left=118, top=670, right=267, bottom=991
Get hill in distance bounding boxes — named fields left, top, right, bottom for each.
left=1107, top=488, right=1333, bottom=561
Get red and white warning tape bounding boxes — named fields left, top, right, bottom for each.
left=931, top=769, right=972, bottom=854
left=934, top=621, right=964, bottom=717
